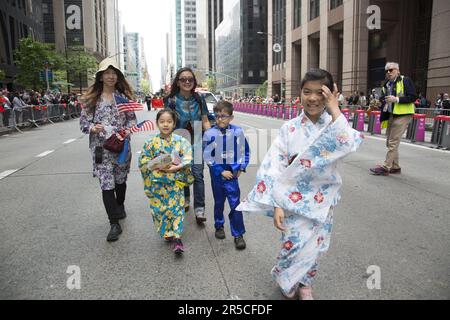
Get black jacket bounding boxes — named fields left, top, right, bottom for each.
left=380, top=75, right=416, bottom=122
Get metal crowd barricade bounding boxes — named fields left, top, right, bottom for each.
left=1, top=108, right=16, bottom=131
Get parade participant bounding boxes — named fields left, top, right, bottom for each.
left=138, top=109, right=194, bottom=254
left=203, top=101, right=250, bottom=250
left=370, top=62, right=416, bottom=176
left=237, top=69, right=364, bottom=300
left=164, top=67, right=211, bottom=223
left=80, top=58, right=137, bottom=242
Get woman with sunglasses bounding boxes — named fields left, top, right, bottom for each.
left=164, top=67, right=211, bottom=223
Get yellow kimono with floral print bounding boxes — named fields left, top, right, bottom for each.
left=139, top=134, right=194, bottom=239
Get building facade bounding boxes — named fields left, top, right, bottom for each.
left=1, top=0, right=45, bottom=89
left=181, top=0, right=198, bottom=69
left=267, top=0, right=450, bottom=101
left=196, top=0, right=224, bottom=75
left=123, top=32, right=141, bottom=92
left=40, top=0, right=114, bottom=91
left=215, top=0, right=268, bottom=98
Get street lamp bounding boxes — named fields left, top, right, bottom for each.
left=257, top=31, right=284, bottom=101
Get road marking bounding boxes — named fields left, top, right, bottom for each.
left=363, top=135, right=449, bottom=153
left=63, top=139, right=76, bottom=145
left=237, top=113, right=449, bottom=154
left=36, top=150, right=55, bottom=158
left=0, top=169, right=19, bottom=180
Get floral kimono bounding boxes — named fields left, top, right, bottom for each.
left=237, top=111, right=364, bottom=294
left=138, top=134, right=194, bottom=239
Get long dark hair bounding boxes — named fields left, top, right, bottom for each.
left=82, top=67, right=134, bottom=112
left=167, top=67, right=198, bottom=99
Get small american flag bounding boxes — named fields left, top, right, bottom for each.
left=130, top=120, right=155, bottom=133
left=115, top=95, right=144, bottom=113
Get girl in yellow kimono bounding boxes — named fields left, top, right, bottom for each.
left=138, top=109, right=194, bottom=254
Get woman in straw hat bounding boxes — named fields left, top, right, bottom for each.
left=80, top=58, right=137, bottom=242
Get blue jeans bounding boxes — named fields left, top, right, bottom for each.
left=184, top=162, right=205, bottom=209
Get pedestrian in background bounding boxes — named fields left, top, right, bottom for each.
left=138, top=108, right=194, bottom=254
left=370, top=62, right=416, bottom=176
left=203, top=101, right=250, bottom=250
left=0, top=90, right=12, bottom=127
left=80, top=58, right=137, bottom=242
left=164, top=67, right=211, bottom=224
left=238, top=69, right=363, bottom=300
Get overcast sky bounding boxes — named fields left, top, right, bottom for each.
left=118, top=0, right=172, bottom=92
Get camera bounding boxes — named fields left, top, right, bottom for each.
left=95, top=146, right=103, bottom=164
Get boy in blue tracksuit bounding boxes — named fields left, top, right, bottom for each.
left=203, top=101, right=250, bottom=250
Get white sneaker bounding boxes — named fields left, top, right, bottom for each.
left=194, top=207, right=206, bottom=223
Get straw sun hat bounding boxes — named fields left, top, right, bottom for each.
left=95, top=58, right=123, bottom=77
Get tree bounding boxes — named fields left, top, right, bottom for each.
left=140, top=79, right=152, bottom=96
left=0, top=69, right=5, bottom=81
left=206, top=76, right=216, bottom=93
left=14, top=37, right=64, bottom=90
left=256, top=80, right=268, bottom=98
left=65, top=46, right=98, bottom=93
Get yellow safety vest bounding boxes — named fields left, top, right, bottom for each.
left=382, top=76, right=415, bottom=115
left=381, top=76, right=415, bottom=128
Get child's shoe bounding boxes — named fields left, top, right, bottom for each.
left=172, top=238, right=184, bottom=254
left=234, top=236, right=246, bottom=250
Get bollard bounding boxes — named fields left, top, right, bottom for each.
left=341, top=109, right=350, bottom=122
left=352, top=110, right=365, bottom=131
left=368, top=111, right=381, bottom=134
left=431, top=115, right=445, bottom=145
left=438, top=116, right=450, bottom=148
left=411, top=114, right=426, bottom=142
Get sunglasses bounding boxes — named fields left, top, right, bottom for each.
left=216, top=115, right=232, bottom=120
left=385, top=68, right=396, bottom=73
left=178, top=77, right=195, bottom=83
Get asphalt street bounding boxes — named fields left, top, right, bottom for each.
left=0, top=110, right=449, bottom=300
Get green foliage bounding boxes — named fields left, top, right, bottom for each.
left=140, top=79, right=152, bottom=96
left=65, top=46, right=98, bottom=78
left=14, top=37, right=65, bottom=90
left=206, top=76, right=216, bottom=93
left=0, top=69, right=5, bottom=81
left=256, top=80, right=268, bottom=97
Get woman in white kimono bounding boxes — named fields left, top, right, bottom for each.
left=237, top=69, right=364, bottom=300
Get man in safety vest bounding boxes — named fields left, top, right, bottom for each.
left=370, top=62, right=416, bottom=176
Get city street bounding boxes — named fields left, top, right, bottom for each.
left=0, top=110, right=449, bottom=300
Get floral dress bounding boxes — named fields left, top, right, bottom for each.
left=80, top=94, right=137, bottom=190
left=138, top=134, right=194, bottom=239
left=237, top=111, right=364, bottom=294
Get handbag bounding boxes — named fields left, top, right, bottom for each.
left=103, top=129, right=126, bottom=153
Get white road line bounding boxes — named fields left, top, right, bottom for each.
left=0, top=169, right=19, bottom=180
left=363, top=135, right=449, bottom=153
left=237, top=114, right=449, bottom=155
left=63, top=139, right=76, bottom=145
left=36, top=150, right=55, bottom=158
